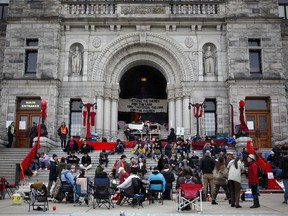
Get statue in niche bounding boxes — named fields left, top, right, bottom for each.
left=203, top=45, right=216, bottom=75
left=71, top=46, right=83, bottom=74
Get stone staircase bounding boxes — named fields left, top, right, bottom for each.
left=0, top=148, right=31, bottom=183
left=24, top=147, right=160, bottom=185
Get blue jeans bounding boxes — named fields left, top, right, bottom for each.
left=283, top=179, right=288, bottom=201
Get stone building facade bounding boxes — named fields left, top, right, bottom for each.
left=0, top=0, right=287, bottom=148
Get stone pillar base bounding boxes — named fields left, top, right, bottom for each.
left=235, top=136, right=253, bottom=152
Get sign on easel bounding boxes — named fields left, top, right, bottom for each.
left=176, top=127, right=185, bottom=136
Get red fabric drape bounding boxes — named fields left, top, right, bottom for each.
left=19, top=144, right=38, bottom=180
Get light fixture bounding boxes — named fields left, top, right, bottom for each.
left=140, top=77, right=147, bottom=82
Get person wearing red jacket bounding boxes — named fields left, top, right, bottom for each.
left=247, top=154, right=260, bottom=208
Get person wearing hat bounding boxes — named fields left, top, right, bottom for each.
left=116, top=155, right=127, bottom=178
left=118, top=166, right=130, bottom=184
left=247, top=154, right=260, bottom=208
left=227, top=151, right=245, bottom=208
left=225, top=151, right=234, bottom=167
left=47, top=154, right=58, bottom=196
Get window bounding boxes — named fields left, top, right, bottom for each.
left=248, top=39, right=262, bottom=74
left=279, top=4, right=288, bottom=19
left=70, top=99, right=82, bottom=136
left=204, top=99, right=217, bottom=137
left=0, top=4, right=8, bottom=20
left=25, top=39, right=39, bottom=74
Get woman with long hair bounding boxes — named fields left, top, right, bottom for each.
left=212, top=156, right=230, bottom=205
left=227, top=152, right=245, bottom=208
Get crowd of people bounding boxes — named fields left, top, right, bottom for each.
left=23, top=121, right=288, bottom=208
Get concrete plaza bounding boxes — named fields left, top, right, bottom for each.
left=0, top=193, right=286, bottom=216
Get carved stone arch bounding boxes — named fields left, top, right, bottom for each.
left=105, top=46, right=179, bottom=84
left=92, top=32, right=193, bottom=83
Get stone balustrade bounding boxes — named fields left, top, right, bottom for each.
left=61, top=1, right=223, bottom=16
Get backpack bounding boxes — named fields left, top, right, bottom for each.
left=257, top=165, right=264, bottom=178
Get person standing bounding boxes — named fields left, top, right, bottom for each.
left=212, top=156, right=230, bottom=205
left=29, top=122, right=38, bottom=148
left=7, top=122, right=15, bottom=148
left=58, top=122, right=68, bottom=149
left=47, top=154, right=58, bottom=197
left=227, top=151, right=245, bottom=208
left=247, top=154, right=260, bottom=208
left=200, top=150, right=215, bottom=200
left=280, top=153, right=288, bottom=204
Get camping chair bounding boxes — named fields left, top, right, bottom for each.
left=61, top=180, right=74, bottom=203
left=93, top=177, right=115, bottom=209
left=148, top=180, right=164, bottom=205
left=28, top=182, right=49, bottom=212
left=74, top=177, right=91, bottom=206
left=120, top=177, right=145, bottom=208
left=0, top=177, right=16, bottom=199
left=176, top=183, right=202, bottom=212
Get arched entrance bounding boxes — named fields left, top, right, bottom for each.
left=93, top=32, right=194, bottom=137
left=118, top=65, right=168, bottom=124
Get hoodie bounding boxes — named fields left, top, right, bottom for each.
left=148, top=170, right=166, bottom=191
left=61, top=169, right=75, bottom=185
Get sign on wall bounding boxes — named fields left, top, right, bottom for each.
left=119, top=98, right=167, bottom=113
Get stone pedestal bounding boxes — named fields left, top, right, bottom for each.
left=235, top=136, right=253, bottom=152
left=33, top=137, right=59, bottom=152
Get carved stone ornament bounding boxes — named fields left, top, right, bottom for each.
left=92, top=37, right=101, bottom=48
left=121, top=5, right=166, bottom=15
left=185, top=36, right=194, bottom=48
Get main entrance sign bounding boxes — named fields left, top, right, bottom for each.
left=119, top=98, right=167, bottom=113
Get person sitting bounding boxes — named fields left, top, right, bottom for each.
left=116, top=139, right=125, bottom=154
left=60, top=164, right=75, bottom=202
left=95, top=162, right=105, bottom=177
left=39, top=152, right=50, bottom=170
left=66, top=151, right=80, bottom=165
left=99, top=149, right=109, bottom=167
left=30, top=152, right=40, bottom=173
left=154, top=137, right=162, bottom=154
left=79, top=152, right=92, bottom=171
left=80, top=140, right=93, bottom=154
left=148, top=167, right=166, bottom=203
left=161, top=164, right=175, bottom=200
left=66, top=136, right=79, bottom=154
left=118, top=167, right=130, bottom=184
left=116, top=169, right=142, bottom=205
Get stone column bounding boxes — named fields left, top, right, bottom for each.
left=103, top=86, right=112, bottom=138
left=111, top=99, right=118, bottom=138
left=183, top=96, right=190, bottom=135
left=103, top=97, right=111, bottom=138
left=95, top=96, right=104, bottom=136
left=110, top=85, right=119, bottom=138
left=176, top=98, right=183, bottom=129
left=168, top=99, right=176, bottom=129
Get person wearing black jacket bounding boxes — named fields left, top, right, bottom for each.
left=280, top=154, right=288, bottom=204
left=161, top=164, right=175, bottom=199
left=47, top=154, right=58, bottom=196
left=200, top=150, right=216, bottom=199
left=79, top=152, right=92, bottom=171
left=29, top=122, right=38, bottom=148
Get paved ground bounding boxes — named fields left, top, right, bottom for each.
left=0, top=193, right=286, bottom=216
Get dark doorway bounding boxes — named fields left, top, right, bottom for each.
left=119, top=65, right=167, bottom=124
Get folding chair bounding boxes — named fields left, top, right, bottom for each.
left=28, top=182, right=49, bottom=212
left=93, top=177, right=114, bottom=209
left=120, top=177, right=145, bottom=209
left=74, top=177, right=90, bottom=206
left=176, top=183, right=202, bottom=212
left=149, top=180, right=164, bottom=205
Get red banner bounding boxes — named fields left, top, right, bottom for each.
left=19, top=144, right=38, bottom=180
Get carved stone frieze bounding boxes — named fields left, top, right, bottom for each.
left=121, top=5, right=166, bottom=15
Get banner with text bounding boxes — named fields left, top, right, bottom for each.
left=119, top=98, right=167, bottom=113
